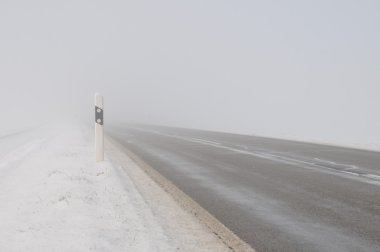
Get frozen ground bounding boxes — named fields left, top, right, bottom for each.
left=0, top=124, right=230, bottom=252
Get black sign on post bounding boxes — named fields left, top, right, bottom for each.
left=95, top=106, right=103, bottom=125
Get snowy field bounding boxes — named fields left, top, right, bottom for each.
left=0, top=124, right=230, bottom=251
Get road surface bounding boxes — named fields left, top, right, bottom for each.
left=108, top=125, right=380, bottom=252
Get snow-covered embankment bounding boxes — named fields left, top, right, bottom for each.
left=0, top=124, right=231, bottom=251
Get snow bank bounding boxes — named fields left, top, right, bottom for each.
left=0, top=124, right=230, bottom=251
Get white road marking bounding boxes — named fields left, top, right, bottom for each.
left=130, top=128, right=380, bottom=186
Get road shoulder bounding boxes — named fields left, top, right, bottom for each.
left=106, top=136, right=256, bottom=252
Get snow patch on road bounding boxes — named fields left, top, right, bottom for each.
left=134, top=128, right=380, bottom=186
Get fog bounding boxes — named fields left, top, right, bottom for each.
left=1, top=0, right=379, bottom=149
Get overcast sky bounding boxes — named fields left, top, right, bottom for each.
left=1, top=0, right=379, bottom=149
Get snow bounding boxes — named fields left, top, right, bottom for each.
left=0, top=124, right=229, bottom=252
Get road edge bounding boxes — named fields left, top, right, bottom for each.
left=105, top=136, right=256, bottom=252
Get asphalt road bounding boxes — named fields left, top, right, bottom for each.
left=108, top=125, right=380, bottom=252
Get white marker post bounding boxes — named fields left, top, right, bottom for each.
left=95, top=93, right=104, bottom=162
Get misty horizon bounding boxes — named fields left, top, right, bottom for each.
left=1, top=0, right=379, bottom=150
